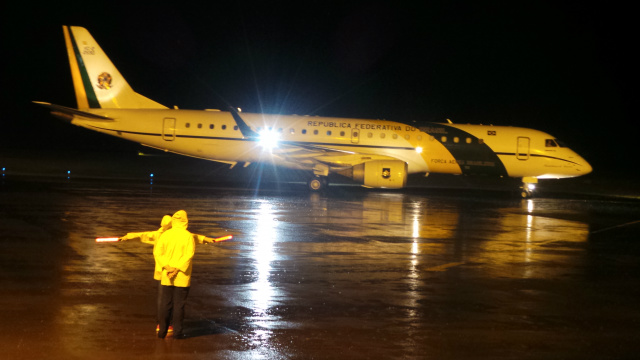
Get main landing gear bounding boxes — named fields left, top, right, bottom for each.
left=308, top=176, right=328, bottom=191
left=520, top=177, right=538, bottom=198
left=309, top=164, right=330, bottom=191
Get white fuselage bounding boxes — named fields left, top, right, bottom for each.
left=72, top=109, right=592, bottom=180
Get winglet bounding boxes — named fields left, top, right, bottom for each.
left=228, top=107, right=259, bottom=138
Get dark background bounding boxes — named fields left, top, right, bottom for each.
left=2, top=1, right=636, bottom=183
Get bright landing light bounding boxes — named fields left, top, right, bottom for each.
left=415, top=146, right=423, bottom=154
left=258, top=129, right=281, bottom=151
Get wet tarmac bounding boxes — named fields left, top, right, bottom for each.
left=1, top=177, right=639, bottom=359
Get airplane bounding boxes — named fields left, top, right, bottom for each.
left=34, top=26, right=592, bottom=197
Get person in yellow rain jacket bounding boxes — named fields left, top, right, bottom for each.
left=153, top=210, right=195, bottom=339
left=119, top=213, right=226, bottom=334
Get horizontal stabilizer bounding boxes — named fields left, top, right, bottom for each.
left=33, top=101, right=114, bottom=121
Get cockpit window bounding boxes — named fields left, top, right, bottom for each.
left=555, top=139, right=568, bottom=147
left=545, top=139, right=558, bottom=147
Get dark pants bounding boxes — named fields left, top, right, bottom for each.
left=158, top=285, right=190, bottom=337
left=156, top=281, right=172, bottom=325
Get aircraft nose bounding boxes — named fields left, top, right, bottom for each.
left=580, top=158, right=593, bottom=175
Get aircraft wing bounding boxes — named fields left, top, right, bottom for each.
left=229, top=107, right=401, bottom=169
left=278, top=142, right=356, bottom=156
left=270, top=141, right=402, bottom=170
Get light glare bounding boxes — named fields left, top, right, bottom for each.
left=258, top=129, right=280, bottom=151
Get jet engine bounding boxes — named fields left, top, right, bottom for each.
left=340, top=160, right=408, bottom=188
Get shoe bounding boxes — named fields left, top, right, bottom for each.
left=156, top=324, right=173, bottom=332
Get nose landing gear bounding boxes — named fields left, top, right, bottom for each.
left=520, top=177, right=538, bottom=198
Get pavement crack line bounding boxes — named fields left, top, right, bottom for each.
left=591, top=220, right=640, bottom=234
left=425, top=262, right=465, bottom=272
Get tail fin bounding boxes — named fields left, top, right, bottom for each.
left=63, top=26, right=167, bottom=110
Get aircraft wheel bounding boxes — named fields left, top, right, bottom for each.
left=308, top=177, right=326, bottom=191
left=520, top=189, right=533, bottom=199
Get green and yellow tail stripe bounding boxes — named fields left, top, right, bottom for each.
left=63, top=26, right=100, bottom=109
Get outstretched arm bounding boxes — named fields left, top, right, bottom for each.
left=119, top=230, right=159, bottom=244
left=119, top=231, right=145, bottom=241
left=194, top=234, right=233, bottom=244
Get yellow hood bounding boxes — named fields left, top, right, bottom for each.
left=171, top=210, right=188, bottom=230
left=160, top=215, right=172, bottom=230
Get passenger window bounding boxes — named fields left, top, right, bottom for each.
left=290, top=128, right=295, bottom=134
left=466, top=137, right=472, bottom=144
left=327, top=131, right=332, bottom=136
left=313, top=130, right=319, bottom=135
left=478, top=138, right=484, bottom=144
left=185, top=123, right=191, bottom=128
left=197, top=123, right=202, bottom=129
left=380, top=133, right=386, bottom=139
left=222, top=125, right=227, bottom=130
left=209, top=124, right=214, bottom=129
left=441, top=136, right=447, bottom=143
left=417, top=135, right=422, bottom=141
left=392, top=134, right=398, bottom=139
left=453, top=137, right=459, bottom=143
left=368, top=132, right=373, bottom=138
left=234, top=126, right=238, bottom=130
left=405, top=134, right=410, bottom=140
left=340, top=131, right=345, bottom=137
left=302, top=129, right=307, bottom=134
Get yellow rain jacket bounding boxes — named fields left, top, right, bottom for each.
left=153, top=210, right=195, bottom=287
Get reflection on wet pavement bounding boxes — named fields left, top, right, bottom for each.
left=1, top=180, right=639, bottom=359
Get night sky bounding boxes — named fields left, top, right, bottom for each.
left=2, top=2, right=636, bottom=180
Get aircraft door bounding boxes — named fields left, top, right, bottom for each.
left=351, top=128, right=360, bottom=144
left=517, top=137, right=530, bottom=160
left=163, top=118, right=176, bottom=141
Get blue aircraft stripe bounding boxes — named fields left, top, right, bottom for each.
left=422, top=124, right=509, bottom=177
